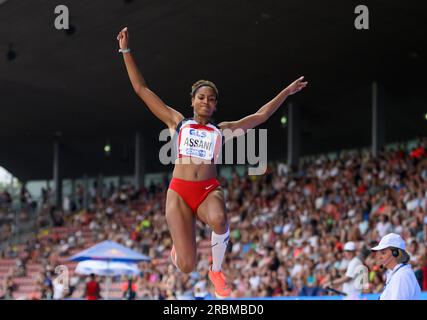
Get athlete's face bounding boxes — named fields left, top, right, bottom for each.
left=192, top=86, right=217, bottom=117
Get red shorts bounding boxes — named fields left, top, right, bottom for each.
left=169, top=177, right=220, bottom=213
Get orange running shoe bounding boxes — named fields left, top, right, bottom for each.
left=208, top=267, right=231, bottom=299
left=170, top=245, right=178, bottom=269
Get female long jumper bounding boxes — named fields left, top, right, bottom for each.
left=117, top=27, right=307, bottom=299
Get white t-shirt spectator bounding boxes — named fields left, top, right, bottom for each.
left=249, top=276, right=260, bottom=290
left=125, top=239, right=133, bottom=248
left=63, top=196, right=70, bottom=212
left=338, top=258, right=350, bottom=271
left=59, top=241, right=69, bottom=255
left=231, top=241, right=241, bottom=254
left=342, top=256, right=363, bottom=297
left=308, top=235, right=319, bottom=248
left=406, top=198, right=420, bottom=211
left=376, top=221, right=392, bottom=238
left=89, top=220, right=100, bottom=231
left=277, top=163, right=288, bottom=177
left=291, top=262, right=303, bottom=278
left=53, top=281, right=65, bottom=300
left=315, top=197, right=324, bottom=209
left=68, top=235, right=76, bottom=247
left=282, top=222, right=293, bottom=235
left=106, top=206, right=114, bottom=216
left=330, top=167, right=339, bottom=177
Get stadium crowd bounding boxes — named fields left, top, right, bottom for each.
left=1, top=139, right=427, bottom=299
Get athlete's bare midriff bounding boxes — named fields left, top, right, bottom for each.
left=172, top=159, right=217, bottom=181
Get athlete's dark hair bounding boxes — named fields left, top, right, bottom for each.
left=191, top=80, right=219, bottom=100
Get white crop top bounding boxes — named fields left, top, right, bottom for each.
left=172, top=118, right=223, bottom=162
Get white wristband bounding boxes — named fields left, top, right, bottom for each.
left=119, top=48, right=131, bottom=53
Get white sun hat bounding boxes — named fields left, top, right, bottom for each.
left=371, top=233, right=405, bottom=251
left=343, top=241, right=356, bottom=251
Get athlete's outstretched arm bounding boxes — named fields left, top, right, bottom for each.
left=117, top=27, right=183, bottom=128
left=218, top=76, right=307, bottom=139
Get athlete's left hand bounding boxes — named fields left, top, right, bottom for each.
left=286, top=76, right=308, bottom=95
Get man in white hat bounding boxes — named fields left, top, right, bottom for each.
left=371, top=233, right=421, bottom=300
left=323, top=241, right=365, bottom=298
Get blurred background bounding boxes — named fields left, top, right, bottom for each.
left=0, top=0, right=426, bottom=300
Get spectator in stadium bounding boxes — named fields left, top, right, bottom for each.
left=0, top=190, right=12, bottom=208
left=85, top=274, right=102, bottom=300
left=13, top=258, right=27, bottom=277
left=370, top=270, right=385, bottom=294
left=322, top=242, right=366, bottom=299
left=298, top=274, right=321, bottom=297
left=122, top=276, right=137, bottom=300
left=40, top=270, right=54, bottom=300
left=371, top=233, right=421, bottom=300
left=63, top=274, right=81, bottom=299
left=376, top=215, right=392, bottom=238
left=20, top=184, right=37, bottom=212
left=413, top=254, right=426, bottom=291
left=0, top=276, right=17, bottom=299
left=53, top=277, right=68, bottom=300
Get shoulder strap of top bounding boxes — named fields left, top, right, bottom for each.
left=208, top=121, right=225, bottom=146
left=209, top=119, right=221, bottom=130
left=175, top=117, right=192, bottom=133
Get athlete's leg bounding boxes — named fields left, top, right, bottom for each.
left=196, top=188, right=228, bottom=235
left=166, top=188, right=197, bottom=274
left=197, top=189, right=229, bottom=271
left=196, top=188, right=231, bottom=298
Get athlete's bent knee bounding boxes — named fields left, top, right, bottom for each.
left=209, top=213, right=228, bottom=233
left=178, top=260, right=196, bottom=274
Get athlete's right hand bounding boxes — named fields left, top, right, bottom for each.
left=117, top=27, right=129, bottom=49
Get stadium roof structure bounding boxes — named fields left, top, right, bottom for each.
left=1, top=0, right=426, bottom=181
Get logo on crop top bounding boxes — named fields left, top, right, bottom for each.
left=189, top=129, right=207, bottom=138
left=185, top=148, right=206, bottom=158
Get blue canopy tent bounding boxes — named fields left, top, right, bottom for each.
left=68, top=240, right=151, bottom=299
left=69, top=240, right=151, bottom=263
